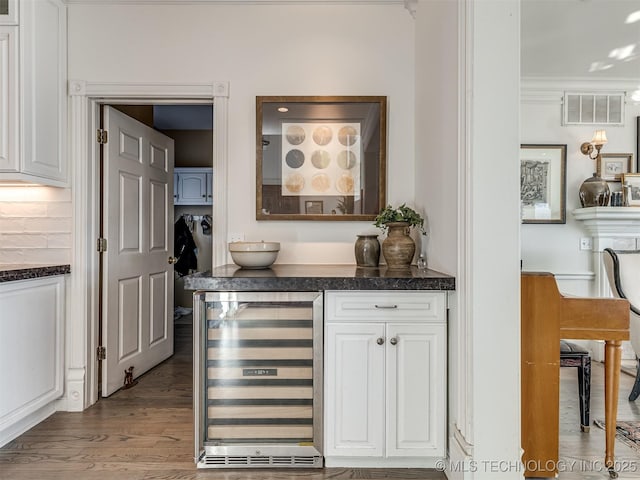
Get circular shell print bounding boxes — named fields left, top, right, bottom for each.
left=284, top=173, right=305, bottom=193
left=311, top=173, right=331, bottom=192
left=337, top=150, right=356, bottom=170
left=336, top=173, right=355, bottom=194
left=338, top=126, right=358, bottom=146
left=285, top=125, right=306, bottom=146
left=311, top=150, right=331, bottom=169
left=312, top=125, right=333, bottom=146
left=285, top=149, right=305, bottom=169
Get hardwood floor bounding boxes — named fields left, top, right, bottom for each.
left=556, top=357, right=640, bottom=480
left=4, top=321, right=640, bottom=480
left=0, top=322, right=444, bottom=480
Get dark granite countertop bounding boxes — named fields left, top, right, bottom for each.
left=184, top=264, right=455, bottom=292
left=0, top=264, right=71, bottom=283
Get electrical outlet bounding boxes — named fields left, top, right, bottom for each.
left=580, top=237, right=592, bottom=251
left=228, top=233, right=245, bottom=243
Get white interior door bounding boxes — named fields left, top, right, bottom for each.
left=102, top=106, right=175, bottom=397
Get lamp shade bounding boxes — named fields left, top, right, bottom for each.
left=591, top=130, right=608, bottom=145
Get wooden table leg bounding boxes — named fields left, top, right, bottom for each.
left=604, top=340, right=622, bottom=479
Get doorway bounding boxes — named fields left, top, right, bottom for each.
left=65, top=81, right=230, bottom=410
left=97, top=103, right=214, bottom=398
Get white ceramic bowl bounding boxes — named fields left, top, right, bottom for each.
left=228, top=241, right=280, bottom=269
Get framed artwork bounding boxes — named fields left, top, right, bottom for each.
left=600, top=153, right=634, bottom=182
left=637, top=116, right=640, bottom=173
left=622, top=173, right=640, bottom=206
left=256, top=96, right=387, bottom=221
left=304, top=200, right=323, bottom=214
left=520, top=144, right=567, bottom=224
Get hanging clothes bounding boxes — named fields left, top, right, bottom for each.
left=201, top=215, right=212, bottom=235
left=174, top=216, right=198, bottom=276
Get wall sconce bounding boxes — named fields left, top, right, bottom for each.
left=579, top=130, right=610, bottom=207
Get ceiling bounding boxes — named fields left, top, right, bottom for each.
left=521, top=0, right=640, bottom=80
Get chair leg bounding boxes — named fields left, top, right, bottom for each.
left=577, top=356, right=591, bottom=432
left=629, top=357, right=640, bottom=401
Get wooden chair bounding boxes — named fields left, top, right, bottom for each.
left=603, top=248, right=640, bottom=401
left=560, top=340, right=591, bottom=431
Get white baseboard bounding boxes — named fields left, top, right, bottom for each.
left=0, top=402, right=56, bottom=448
left=448, top=427, right=474, bottom=480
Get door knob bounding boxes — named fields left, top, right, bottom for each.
left=390, top=337, right=398, bottom=345
left=376, top=337, right=384, bottom=345
left=168, top=256, right=178, bottom=264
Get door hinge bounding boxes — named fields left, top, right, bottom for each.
left=97, top=237, right=107, bottom=253
left=97, top=346, right=106, bottom=361
left=97, top=129, right=108, bottom=144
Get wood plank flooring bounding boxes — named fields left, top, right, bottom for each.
left=4, top=320, right=640, bottom=479
left=0, top=322, right=443, bottom=480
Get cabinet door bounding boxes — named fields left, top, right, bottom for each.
left=325, top=323, right=385, bottom=457
left=19, top=0, right=67, bottom=185
left=0, top=0, right=18, bottom=25
left=177, top=172, right=207, bottom=204
left=206, top=171, right=213, bottom=204
left=385, top=323, right=445, bottom=457
left=0, top=26, right=18, bottom=172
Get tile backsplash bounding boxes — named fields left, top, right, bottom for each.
left=0, top=187, right=72, bottom=265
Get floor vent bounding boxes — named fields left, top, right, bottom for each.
left=201, top=455, right=322, bottom=468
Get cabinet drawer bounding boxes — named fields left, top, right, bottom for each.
left=325, top=291, right=446, bottom=322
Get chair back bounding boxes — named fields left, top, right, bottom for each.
left=603, top=248, right=640, bottom=315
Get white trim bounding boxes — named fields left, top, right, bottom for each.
left=67, top=80, right=229, bottom=409
left=553, top=272, right=595, bottom=282
left=64, top=0, right=403, bottom=4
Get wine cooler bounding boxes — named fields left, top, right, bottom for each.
left=193, top=291, right=323, bottom=468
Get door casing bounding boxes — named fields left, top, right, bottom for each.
left=66, top=81, right=230, bottom=410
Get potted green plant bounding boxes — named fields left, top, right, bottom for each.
left=373, top=204, right=426, bottom=268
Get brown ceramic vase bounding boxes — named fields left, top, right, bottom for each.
left=381, top=222, right=415, bottom=268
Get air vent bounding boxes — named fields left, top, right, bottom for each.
left=201, top=455, right=322, bottom=468
left=563, top=92, right=625, bottom=125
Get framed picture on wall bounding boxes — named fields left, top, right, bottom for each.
left=520, top=144, right=567, bottom=224
left=600, top=153, right=634, bottom=182
left=637, top=116, right=640, bottom=172
left=622, top=173, right=640, bottom=206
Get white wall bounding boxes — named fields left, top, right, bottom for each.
left=521, top=80, right=640, bottom=296
left=0, top=187, right=71, bottom=264
left=67, top=4, right=415, bottom=264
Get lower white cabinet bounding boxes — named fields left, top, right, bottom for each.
left=0, top=276, right=65, bottom=447
left=324, top=291, right=446, bottom=467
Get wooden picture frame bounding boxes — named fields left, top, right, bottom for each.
left=600, top=153, right=634, bottom=182
left=256, top=96, right=387, bottom=221
left=622, top=173, right=640, bottom=206
left=304, top=200, right=323, bottom=214
left=520, top=144, right=567, bottom=224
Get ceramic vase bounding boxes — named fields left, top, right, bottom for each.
left=381, top=222, right=415, bottom=268
left=354, top=234, right=380, bottom=267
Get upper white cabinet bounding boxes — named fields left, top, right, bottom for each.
left=324, top=291, right=447, bottom=468
left=0, top=0, right=18, bottom=25
left=0, top=26, right=18, bottom=172
left=174, top=167, right=212, bottom=205
left=0, top=0, right=67, bottom=186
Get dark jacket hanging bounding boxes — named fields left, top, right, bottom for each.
left=174, top=216, right=198, bottom=276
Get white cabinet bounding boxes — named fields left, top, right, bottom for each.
left=0, top=0, right=67, bottom=186
left=0, top=0, right=18, bottom=24
left=174, top=167, right=212, bottom=205
left=0, top=275, right=65, bottom=447
left=324, top=291, right=446, bottom=467
left=0, top=26, right=18, bottom=172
